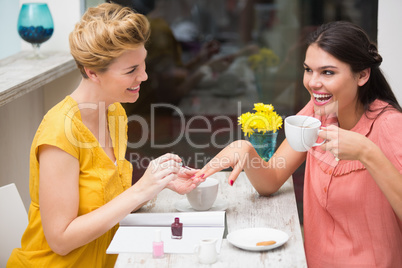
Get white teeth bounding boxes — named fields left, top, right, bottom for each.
left=313, top=93, right=332, bottom=98
left=313, top=93, right=332, bottom=103
left=128, top=86, right=139, bottom=91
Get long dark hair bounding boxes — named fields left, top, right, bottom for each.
left=307, top=21, right=401, bottom=112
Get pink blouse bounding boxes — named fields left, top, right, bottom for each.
left=298, top=99, right=402, bottom=267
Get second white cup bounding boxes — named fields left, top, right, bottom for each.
left=186, top=177, right=219, bottom=211
left=285, top=115, right=325, bottom=152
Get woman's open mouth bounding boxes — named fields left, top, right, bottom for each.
left=313, top=92, right=333, bottom=106
left=127, top=85, right=139, bottom=93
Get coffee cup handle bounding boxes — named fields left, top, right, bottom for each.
left=312, top=129, right=326, bottom=147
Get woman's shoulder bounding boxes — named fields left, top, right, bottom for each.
left=369, top=103, right=402, bottom=150
left=43, top=96, right=80, bottom=124
left=372, top=105, right=402, bottom=167
left=33, top=96, right=82, bottom=159
left=36, top=96, right=87, bottom=141
left=377, top=109, right=402, bottom=131
left=371, top=100, right=402, bottom=127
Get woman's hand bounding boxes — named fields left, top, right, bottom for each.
left=319, top=125, right=371, bottom=161
left=166, top=167, right=202, bottom=194
left=134, top=153, right=182, bottom=201
left=195, top=140, right=254, bottom=185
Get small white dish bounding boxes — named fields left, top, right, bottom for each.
left=227, top=228, right=289, bottom=251
left=174, top=198, right=228, bottom=212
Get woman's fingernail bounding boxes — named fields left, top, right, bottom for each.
left=200, top=174, right=205, bottom=178
left=229, top=180, right=234, bottom=186
left=191, top=175, right=195, bottom=178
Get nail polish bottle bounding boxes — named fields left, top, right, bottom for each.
left=153, top=229, right=164, bottom=258
left=171, top=217, right=183, bottom=239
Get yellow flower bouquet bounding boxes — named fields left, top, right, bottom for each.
left=238, top=103, right=283, bottom=161
left=238, top=103, right=283, bottom=137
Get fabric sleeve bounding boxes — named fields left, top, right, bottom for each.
left=377, top=111, right=402, bottom=173
left=34, top=113, right=80, bottom=161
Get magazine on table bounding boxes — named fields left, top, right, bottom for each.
left=107, top=211, right=226, bottom=254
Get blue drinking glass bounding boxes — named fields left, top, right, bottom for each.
left=17, top=3, right=54, bottom=58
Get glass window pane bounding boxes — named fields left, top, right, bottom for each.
left=107, top=1, right=378, bottom=207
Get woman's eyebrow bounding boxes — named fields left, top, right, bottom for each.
left=124, top=64, right=139, bottom=70
left=124, top=51, right=147, bottom=70
left=303, top=62, right=337, bottom=69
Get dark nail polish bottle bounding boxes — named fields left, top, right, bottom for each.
left=171, top=217, right=183, bottom=239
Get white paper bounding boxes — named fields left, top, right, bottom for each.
left=107, top=211, right=225, bottom=254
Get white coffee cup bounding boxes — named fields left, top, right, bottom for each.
left=186, top=177, right=219, bottom=211
left=194, top=238, right=218, bottom=264
left=285, top=115, right=325, bottom=152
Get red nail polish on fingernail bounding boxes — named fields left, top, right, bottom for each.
left=229, top=180, right=233, bottom=186
left=200, top=174, right=205, bottom=178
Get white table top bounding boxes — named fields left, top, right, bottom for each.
left=114, top=171, right=307, bottom=267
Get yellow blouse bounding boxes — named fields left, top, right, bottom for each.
left=7, top=96, right=132, bottom=268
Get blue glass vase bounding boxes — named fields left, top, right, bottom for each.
left=248, top=131, right=278, bottom=162
left=17, top=3, right=54, bottom=59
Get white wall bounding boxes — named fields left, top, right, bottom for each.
left=0, top=0, right=21, bottom=59
left=378, top=0, right=402, bottom=104
left=0, top=89, right=44, bottom=208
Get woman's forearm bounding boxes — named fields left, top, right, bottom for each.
left=49, top=186, right=146, bottom=255
left=360, top=140, right=402, bottom=221
left=244, top=140, right=306, bottom=196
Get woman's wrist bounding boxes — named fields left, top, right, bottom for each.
left=128, top=184, right=152, bottom=208
left=358, top=138, right=380, bottom=166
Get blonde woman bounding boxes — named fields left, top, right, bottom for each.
left=8, top=3, right=200, bottom=267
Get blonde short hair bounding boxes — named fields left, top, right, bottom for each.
left=69, top=3, right=150, bottom=78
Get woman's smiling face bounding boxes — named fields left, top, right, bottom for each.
left=303, top=43, right=366, bottom=118
left=95, top=45, right=148, bottom=105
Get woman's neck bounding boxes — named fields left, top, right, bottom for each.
left=337, top=101, right=365, bottom=130
left=70, top=79, right=111, bottom=120
left=70, top=79, right=114, bottom=150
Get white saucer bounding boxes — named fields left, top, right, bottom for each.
left=174, top=198, right=228, bottom=212
left=227, top=228, right=289, bottom=251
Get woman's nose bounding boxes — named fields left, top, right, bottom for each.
left=138, top=68, right=148, bottom=82
left=309, top=75, right=322, bottom=88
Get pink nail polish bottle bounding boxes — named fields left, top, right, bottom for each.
left=152, top=229, right=164, bottom=258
